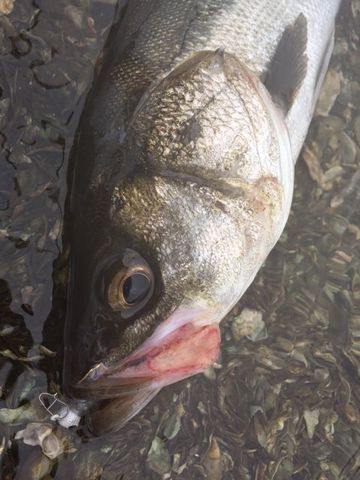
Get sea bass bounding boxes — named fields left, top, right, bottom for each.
left=63, top=0, right=342, bottom=433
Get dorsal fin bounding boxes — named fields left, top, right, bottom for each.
left=265, top=13, right=308, bottom=112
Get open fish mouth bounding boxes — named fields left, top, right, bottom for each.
left=73, top=305, right=221, bottom=401
left=71, top=305, right=221, bottom=433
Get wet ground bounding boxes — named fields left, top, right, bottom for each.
left=0, top=0, right=360, bottom=479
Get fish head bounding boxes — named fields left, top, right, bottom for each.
left=63, top=50, right=293, bottom=430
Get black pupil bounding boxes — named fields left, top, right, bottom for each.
left=123, top=274, right=150, bottom=305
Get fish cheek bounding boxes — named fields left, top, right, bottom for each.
left=64, top=243, right=134, bottom=383
left=88, top=238, right=184, bottom=368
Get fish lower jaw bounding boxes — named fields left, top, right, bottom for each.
left=77, top=321, right=220, bottom=398
left=113, top=321, right=220, bottom=386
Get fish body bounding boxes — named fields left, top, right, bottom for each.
left=64, top=0, right=342, bottom=433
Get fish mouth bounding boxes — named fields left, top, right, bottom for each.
left=72, top=304, right=221, bottom=402
left=71, top=304, right=220, bottom=432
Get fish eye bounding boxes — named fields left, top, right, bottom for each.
left=107, top=250, right=154, bottom=314
left=122, top=272, right=151, bottom=305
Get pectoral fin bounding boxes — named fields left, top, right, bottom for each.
left=265, top=13, right=308, bottom=112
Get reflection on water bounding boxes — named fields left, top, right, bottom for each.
left=0, top=0, right=359, bottom=478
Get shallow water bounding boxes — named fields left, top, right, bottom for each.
left=0, top=0, right=360, bottom=479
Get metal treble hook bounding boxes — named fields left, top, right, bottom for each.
left=38, top=392, right=69, bottom=420
left=38, top=392, right=81, bottom=428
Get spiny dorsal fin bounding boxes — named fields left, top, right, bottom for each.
left=265, top=13, right=308, bottom=112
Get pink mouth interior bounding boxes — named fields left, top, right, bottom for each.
left=107, top=322, right=220, bottom=387
left=83, top=322, right=220, bottom=433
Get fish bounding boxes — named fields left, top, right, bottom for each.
left=63, top=0, right=342, bottom=434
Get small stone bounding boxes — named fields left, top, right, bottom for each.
left=203, top=437, right=223, bottom=480
left=343, top=403, right=360, bottom=424
left=16, top=422, right=69, bottom=460
left=0, top=98, right=10, bottom=129
left=322, top=165, right=344, bottom=183
left=64, top=5, right=85, bottom=29
left=0, top=403, right=41, bottom=425
left=163, top=403, right=184, bottom=440
left=338, top=80, right=360, bottom=108
left=352, top=1, right=360, bottom=19
left=42, top=432, right=64, bottom=459
left=0, top=0, right=15, bottom=15
left=338, top=131, right=359, bottom=165
left=315, top=69, right=341, bottom=116
left=303, top=409, right=320, bottom=439
left=203, top=366, right=217, bottom=381
left=354, top=116, right=360, bottom=146
left=147, top=436, right=171, bottom=476
left=231, top=308, right=266, bottom=341
left=303, top=146, right=332, bottom=191
left=15, top=422, right=53, bottom=447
